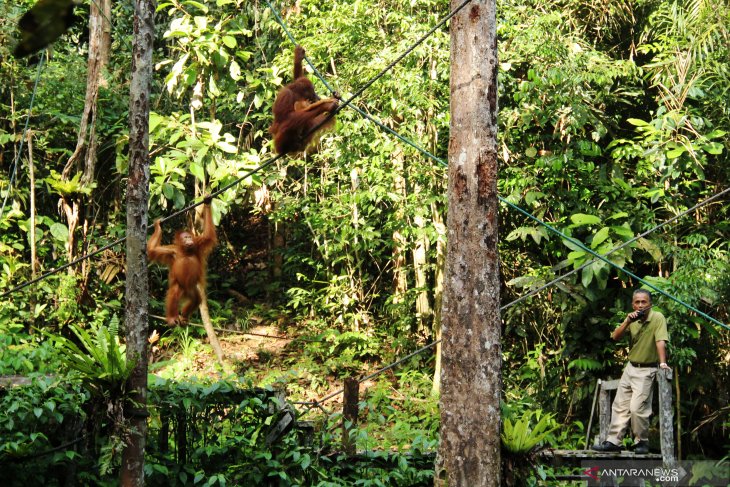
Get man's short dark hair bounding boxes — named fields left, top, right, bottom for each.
left=633, top=289, right=652, bottom=302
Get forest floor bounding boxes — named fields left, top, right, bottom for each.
left=151, top=320, right=350, bottom=409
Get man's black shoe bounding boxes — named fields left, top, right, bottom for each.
left=634, top=440, right=650, bottom=454
left=592, top=441, right=622, bottom=452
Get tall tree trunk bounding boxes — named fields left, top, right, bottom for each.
left=412, top=190, right=432, bottom=336
left=431, top=202, right=446, bottom=394
left=28, top=131, right=37, bottom=330
left=120, top=0, right=154, bottom=484
left=62, top=0, right=111, bottom=183
left=392, top=150, right=408, bottom=304
left=59, top=0, right=111, bottom=270
left=436, top=0, right=500, bottom=484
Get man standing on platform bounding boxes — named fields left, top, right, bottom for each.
left=592, top=289, right=671, bottom=454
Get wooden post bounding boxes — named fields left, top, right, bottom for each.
left=176, top=411, right=187, bottom=464
left=342, top=378, right=359, bottom=455
left=598, top=379, right=618, bottom=444
left=159, top=411, right=169, bottom=454
left=657, top=368, right=675, bottom=465
left=584, top=379, right=601, bottom=448
left=598, top=379, right=618, bottom=445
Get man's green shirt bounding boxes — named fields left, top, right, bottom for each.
left=627, top=310, right=669, bottom=364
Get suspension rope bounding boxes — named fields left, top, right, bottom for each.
left=335, top=0, right=472, bottom=115
left=0, top=155, right=282, bottom=299
left=2, top=0, right=461, bottom=298
left=505, top=186, right=730, bottom=310
left=265, top=0, right=729, bottom=331
left=504, top=199, right=729, bottom=330
left=5, top=0, right=727, bottom=334
left=0, top=56, right=46, bottom=222
left=264, top=0, right=446, bottom=162
left=297, top=187, right=730, bottom=405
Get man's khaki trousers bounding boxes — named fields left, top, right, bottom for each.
left=606, top=362, right=657, bottom=445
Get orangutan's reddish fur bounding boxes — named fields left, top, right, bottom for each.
left=147, top=203, right=217, bottom=325
left=269, top=45, right=338, bottom=155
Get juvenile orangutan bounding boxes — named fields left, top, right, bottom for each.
left=269, top=45, right=339, bottom=155
left=147, top=201, right=217, bottom=325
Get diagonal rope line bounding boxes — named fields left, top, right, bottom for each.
left=336, top=0, right=472, bottom=113
left=312, top=339, right=442, bottom=406
left=2, top=0, right=467, bottom=298
left=0, top=155, right=283, bottom=299
left=504, top=186, right=730, bottom=311
left=0, top=56, right=46, bottom=222
left=264, top=0, right=729, bottom=411
left=265, top=0, right=472, bottom=137
left=6, top=0, right=727, bottom=336
left=264, top=0, right=446, bottom=163
left=266, top=1, right=729, bottom=330
left=265, top=0, right=728, bottom=331
left=503, top=199, right=729, bottom=330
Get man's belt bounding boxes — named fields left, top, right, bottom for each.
left=630, top=361, right=658, bottom=368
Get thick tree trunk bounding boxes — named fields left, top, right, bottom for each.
left=436, top=0, right=500, bottom=484
left=120, top=0, right=154, bottom=485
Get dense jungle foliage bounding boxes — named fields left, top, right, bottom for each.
left=0, top=0, right=728, bottom=484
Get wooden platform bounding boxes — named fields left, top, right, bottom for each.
left=539, top=449, right=663, bottom=467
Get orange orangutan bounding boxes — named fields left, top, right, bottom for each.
left=269, top=45, right=339, bottom=155
left=147, top=202, right=217, bottom=325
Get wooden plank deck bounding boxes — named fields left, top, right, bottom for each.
left=539, top=449, right=662, bottom=467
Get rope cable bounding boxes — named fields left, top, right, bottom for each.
left=4, top=0, right=727, bottom=334
left=265, top=0, right=446, bottom=163
left=504, top=186, right=730, bottom=311
left=0, top=155, right=283, bottom=299
left=150, top=314, right=324, bottom=342
left=2, top=0, right=465, bottom=297
left=502, top=199, right=729, bottom=330
left=0, top=56, right=46, bottom=222
left=266, top=0, right=729, bottom=330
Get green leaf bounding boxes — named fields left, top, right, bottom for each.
left=627, top=118, right=649, bottom=126
left=216, top=141, right=238, bottom=153
left=591, top=227, right=610, bottom=248
left=183, top=0, right=208, bottom=12
left=666, top=146, right=686, bottom=159
left=581, top=265, right=593, bottom=287
left=606, top=211, right=628, bottom=221
left=222, top=36, right=237, bottom=48
left=570, top=213, right=601, bottom=226
left=636, top=237, right=662, bottom=261
left=701, top=142, right=723, bottom=155
left=190, top=163, right=205, bottom=181
left=229, top=60, right=241, bottom=81
left=50, top=223, right=69, bottom=241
